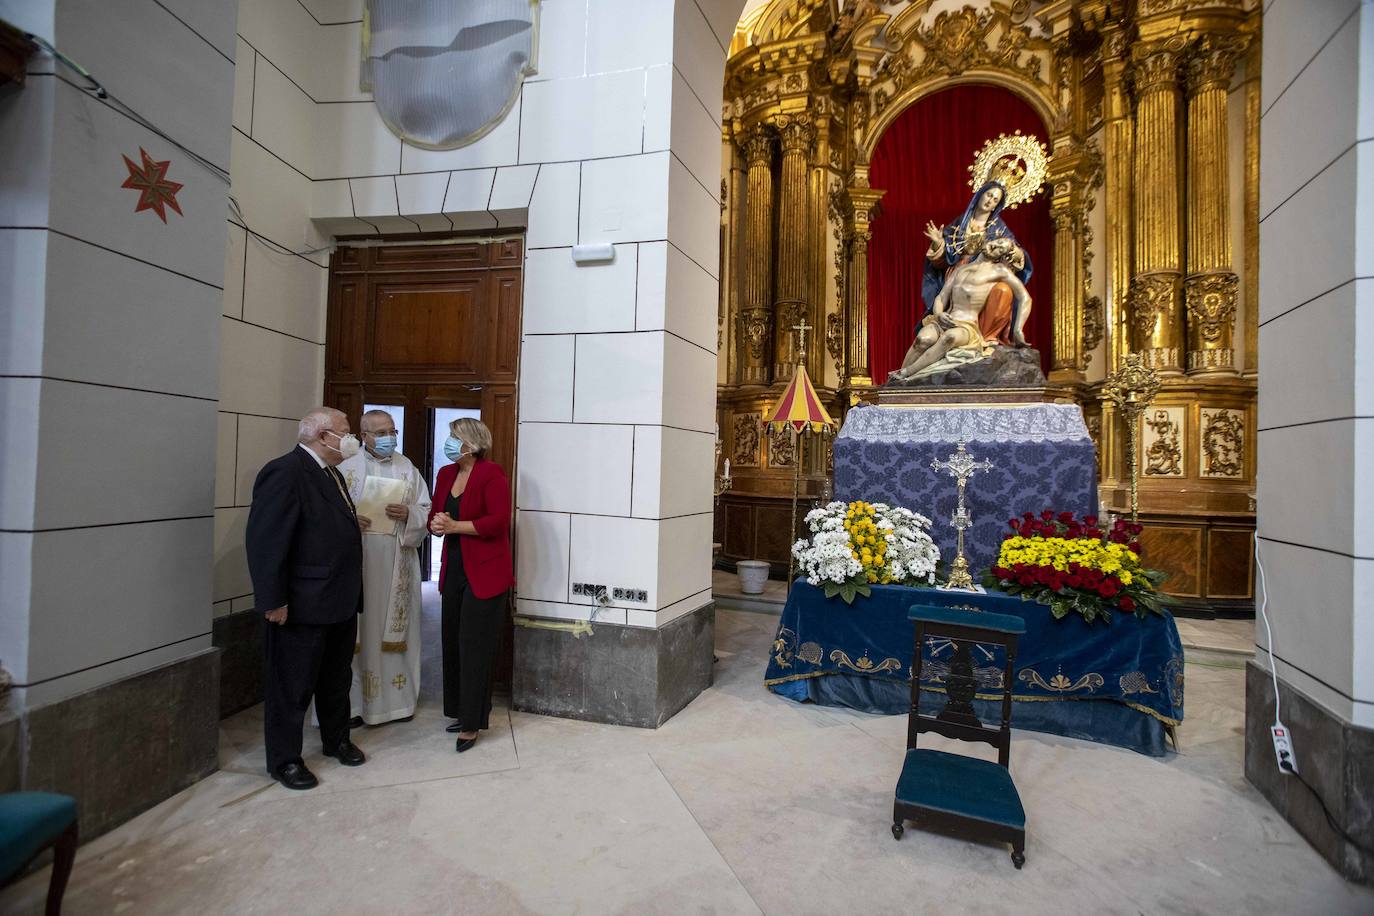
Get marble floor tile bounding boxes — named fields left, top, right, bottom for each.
left=3, top=605, right=1369, bottom=916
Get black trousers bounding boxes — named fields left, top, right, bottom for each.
left=262, top=614, right=357, bottom=771
left=441, top=581, right=506, bottom=729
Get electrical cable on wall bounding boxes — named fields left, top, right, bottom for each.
left=26, top=33, right=231, bottom=185
left=1254, top=536, right=1374, bottom=857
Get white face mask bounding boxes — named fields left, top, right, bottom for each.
left=324, top=430, right=361, bottom=459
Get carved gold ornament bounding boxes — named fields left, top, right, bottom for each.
left=1144, top=408, right=1184, bottom=477
left=967, top=131, right=1050, bottom=210
left=769, top=424, right=796, bottom=468
left=1201, top=408, right=1245, bottom=478
left=741, top=309, right=771, bottom=360
left=732, top=413, right=760, bottom=467
left=1184, top=273, right=1239, bottom=345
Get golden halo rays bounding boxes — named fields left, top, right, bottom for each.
left=966, top=131, right=1050, bottom=210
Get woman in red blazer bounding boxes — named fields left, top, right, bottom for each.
left=426, top=417, right=513, bottom=752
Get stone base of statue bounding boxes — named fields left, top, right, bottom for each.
left=885, top=346, right=1046, bottom=389
left=832, top=401, right=1099, bottom=573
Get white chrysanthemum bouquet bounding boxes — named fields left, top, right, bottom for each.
left=792, top=500, right=941, bottom=604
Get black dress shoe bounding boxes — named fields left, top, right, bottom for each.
left=455, top=736, right=477, bottom=753
left=323, top=740, right=366, bottom=766
left=445, top=721, right=465, bottom=733
left=273, top=761, right=318, bottom=790
left=350, top=716, right=364, bottom=728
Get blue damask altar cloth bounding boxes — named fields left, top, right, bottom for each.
left=765, top=582, right=1185, bottom=756
left=833, top=403, right=1098, bottom=574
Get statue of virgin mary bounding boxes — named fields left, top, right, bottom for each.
left=920, top=179, right=1032, bottom=320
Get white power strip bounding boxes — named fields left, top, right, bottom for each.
left=1271, top=724, right=1298, bottom=774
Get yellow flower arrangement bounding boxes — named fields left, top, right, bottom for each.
left=984, top=511, right=1170, bottom=624
left=793, top=500, right=941, bottom=603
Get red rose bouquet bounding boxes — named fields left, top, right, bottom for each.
left=982, top=511, right=1171, bottom=624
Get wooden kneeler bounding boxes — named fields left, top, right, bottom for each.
left=892, top=599, right=1027, bottom=869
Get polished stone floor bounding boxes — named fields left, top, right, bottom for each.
left=4, top=591, right=1371, bottom=915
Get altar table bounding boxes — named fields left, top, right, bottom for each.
left=832, top=403, right=1098, bottom=574
left=765, top=582, right=1185, bottom=756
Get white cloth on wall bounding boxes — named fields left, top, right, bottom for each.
left=338, top=449, right=431, bottom=725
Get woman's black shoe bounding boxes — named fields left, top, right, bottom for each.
left=445, top=721, right=465, bottom=733
left=455, top=736, right=477, bottom=753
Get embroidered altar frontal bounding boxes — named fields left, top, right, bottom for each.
left=765, top=582, right=1185, bottom=756
left=833, top=403, right=1098, bottom=574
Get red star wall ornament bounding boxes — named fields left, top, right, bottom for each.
left=120, top=147, right=184, bottom=222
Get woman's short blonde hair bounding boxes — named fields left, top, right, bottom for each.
left=449, top=416, right=492, bottom=458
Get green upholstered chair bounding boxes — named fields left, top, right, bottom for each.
left=0, top=792, right=78, bottom=914
left=893, top=596, right=1028, bottom=869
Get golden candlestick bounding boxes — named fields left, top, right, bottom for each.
left=1102, top=352, right=1162, bottom=523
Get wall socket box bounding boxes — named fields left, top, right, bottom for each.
left=572, top=583, right=606, bottom=598
left=612, top=587, right=648, bottom=603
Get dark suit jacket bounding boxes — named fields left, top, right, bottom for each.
left=246, top=446, right=363, bottom=626
left=426, top=457, right=514, bottom=600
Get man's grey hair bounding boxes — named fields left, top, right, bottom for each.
left=360, top=409, right=393, bottom=433
left=298, top=407, right=345, bottom=444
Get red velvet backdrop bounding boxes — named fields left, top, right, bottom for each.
left=867, top=86, right=1053, bottom=382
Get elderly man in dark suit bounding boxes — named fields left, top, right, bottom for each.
left=246, top=406, right=370, bottom=789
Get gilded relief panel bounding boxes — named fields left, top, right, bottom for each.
left=1200, top=407, right=1245, bottom=479
left=732, top=413, right=761, bottom=467
left=1142, top=406, right=1185, bottom=478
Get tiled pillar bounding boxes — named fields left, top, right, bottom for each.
left=0, top=0, right=234, bottom=836
left=1249, top=0, right=1374, bottom=883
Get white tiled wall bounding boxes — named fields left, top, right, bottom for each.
left=223, top=0, right=726, bottom=630
left=0, top=0, right=234, bottom=701
left=1257, top=0, right=1374, bottom=728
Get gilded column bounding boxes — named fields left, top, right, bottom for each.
left=1129, top=40, right=1186, bottom=373
left=1097, top=28, right=1135, bottom=487
left=1102, top=28, right=1134, bottom=375
left=1184, top=35, right=1245, bottom=375
left=1243, top=35, right=1260, bottom=377
left=739, top=127, right=775, bottom=386
left=726, top=138, right=746, bottom=384
left=773, top=115, right=815, bottom=381
left=845, top=186, right=885, bottom=388
left=808, top=107, right=831, bottom=386
left=1049, top=195, right=1082, bottom=375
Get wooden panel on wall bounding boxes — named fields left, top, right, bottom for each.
left=325, top=383, right=364, bottom=431
left=754, top=505, right=795, bottom=568
left=369, top=276, right=485, bottom=376
left=372, top=242, right=487, bottom=270
left=481, top=385, right=518, bottom=476
left=1138, top=523, right=1203, bottom=598
left=490, top=269, right=521, bottom=380
left=1208, top=527, right=1255, bottom=600
left=327, top=278, right=365, bottom=378
left=723, top=502, right=754, bottom=558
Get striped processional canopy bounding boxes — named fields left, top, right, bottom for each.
left=764, top=364, right=835, bottom=434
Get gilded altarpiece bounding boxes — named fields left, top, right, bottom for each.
left=716, top=0, right=1260, bottom=610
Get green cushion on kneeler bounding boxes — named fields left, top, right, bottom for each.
left=0, top=792, right=77, bottom=882
left=896, top=749, right=1025, bottom=829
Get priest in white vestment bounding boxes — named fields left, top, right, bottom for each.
left=338, top=410, right=431, bottom=725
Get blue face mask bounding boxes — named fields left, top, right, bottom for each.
left=372, top=435, right=397, bottom=458
left=443, top=436, right=465, bottom=463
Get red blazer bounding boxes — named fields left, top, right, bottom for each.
left=427, top=458, right=514, bottom=600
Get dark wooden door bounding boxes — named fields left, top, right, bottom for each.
left=323, top=237, right=522, bottom=688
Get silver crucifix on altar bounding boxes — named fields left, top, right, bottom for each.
left=931, top=440, right=993, bottom=590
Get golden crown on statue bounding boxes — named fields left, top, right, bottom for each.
left=967, top=131, right=1050, bottom=210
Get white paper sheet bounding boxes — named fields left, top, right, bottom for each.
left=357, top=475, right=408, bottom=535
